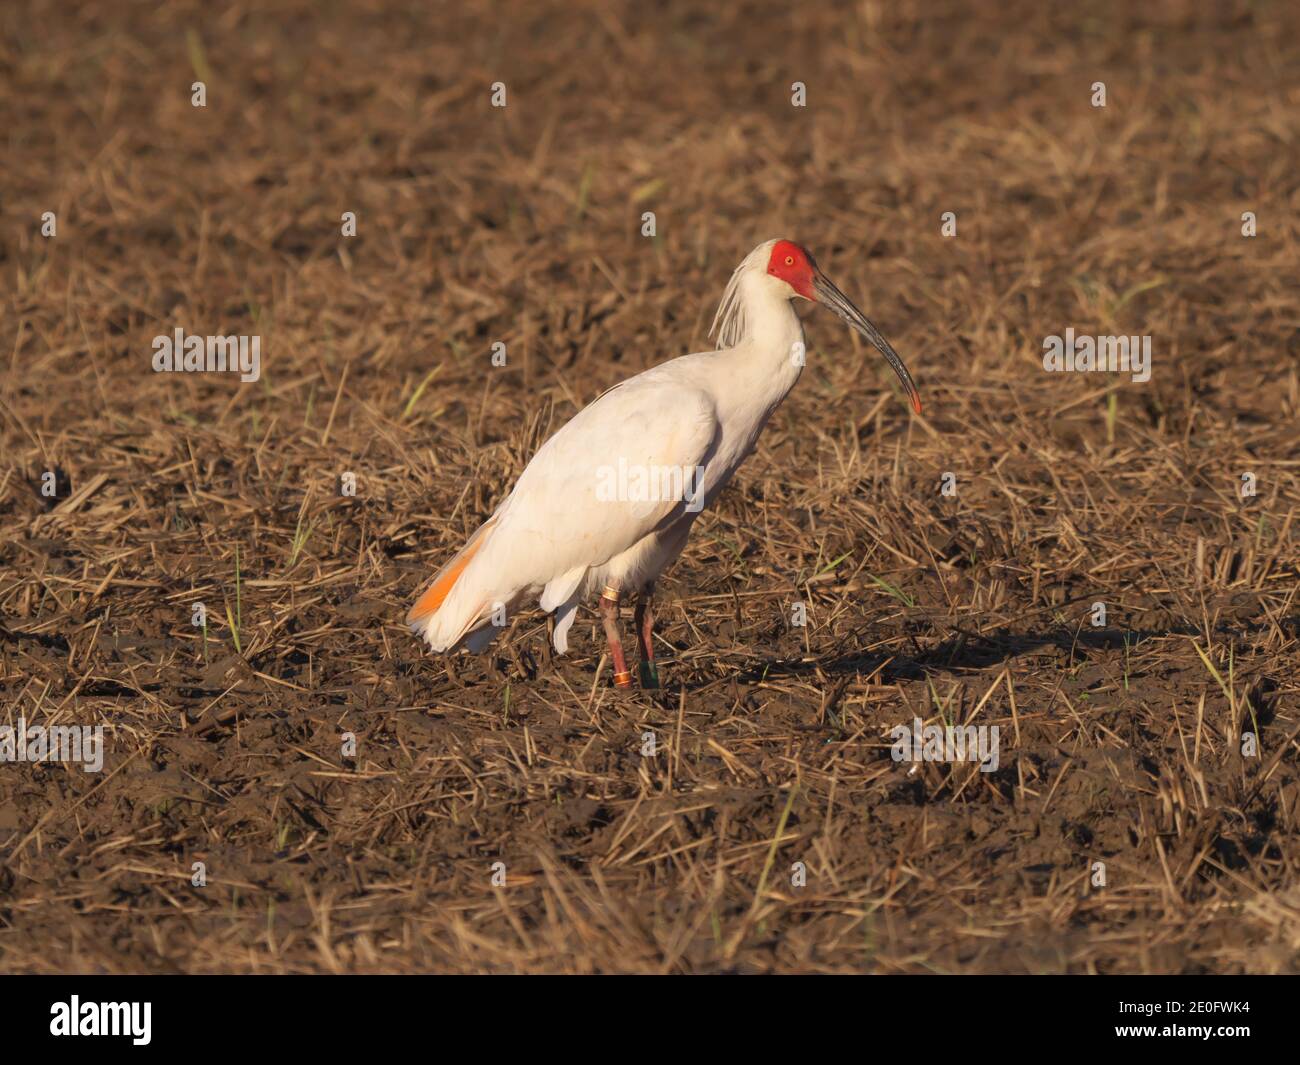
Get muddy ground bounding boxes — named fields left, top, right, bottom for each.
left=1, top=0, right=1299, bottom=973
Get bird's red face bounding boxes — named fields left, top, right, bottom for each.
left=766, top=240, right=817, bottom=300
left=765, top=238, right=923, bottom=415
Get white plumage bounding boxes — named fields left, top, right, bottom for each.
left=408, top=238, right=921, bottom=687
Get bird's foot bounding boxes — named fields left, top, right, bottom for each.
left=638, top=660, right=660, bottom=689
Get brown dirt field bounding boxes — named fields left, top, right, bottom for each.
left=1, top=0, right=1299, bottom=974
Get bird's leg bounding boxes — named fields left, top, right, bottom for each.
left=598, top=584, right=633, bottom=690
left=634, top=586, right=659, bottom=689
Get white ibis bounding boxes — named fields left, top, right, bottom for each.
left=408, top=238, right=922, bottom=688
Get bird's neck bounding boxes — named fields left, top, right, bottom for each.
left=722, top=271, right=805, bottom=390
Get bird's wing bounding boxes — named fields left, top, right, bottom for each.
left=484, top=375, right=720, bottom=583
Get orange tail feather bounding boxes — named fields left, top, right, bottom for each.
left=407, top=519, right=496, bottom=626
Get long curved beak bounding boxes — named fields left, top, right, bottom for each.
left=813, top=270, right=922, bottom=415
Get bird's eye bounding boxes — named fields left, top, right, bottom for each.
left=784, top=255, right=794, bottom=266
